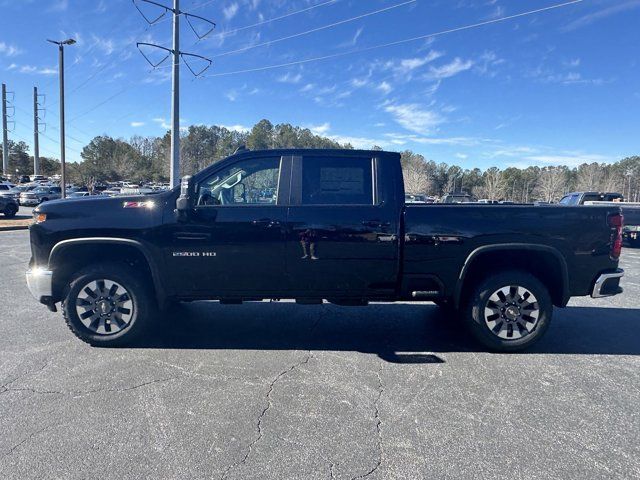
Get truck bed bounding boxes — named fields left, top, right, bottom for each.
left=402, top=204, right=621, bottom=302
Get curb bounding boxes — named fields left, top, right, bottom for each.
left=0, top=225, right=30, bottom=232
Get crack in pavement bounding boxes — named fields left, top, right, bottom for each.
left=2, top=425, right=51, bottom=459
left=220, top=351, right=313, bottom=480
left=220, top=306, right=325, bottom=480
left=351, top=365, right=384, bottom=479
left=0, top=376, right=179, bottom=398
left=0, top=360, right=52, bottom=394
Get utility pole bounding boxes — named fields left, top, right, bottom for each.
left=33, top=87, right=40, bottom=175
left=47, top=38, right=76, bottom=198
left=1, top=84, right=8, bottom=179
left=170, top=0, right=180, bottom=188
left=134, top=0, right=215, bottom=188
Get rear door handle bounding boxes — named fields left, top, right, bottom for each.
left=362, top=220, right=390, bottom=228
left=252, top=218, right=281, bottom=228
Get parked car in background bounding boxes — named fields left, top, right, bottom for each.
left=0, top=185, right=28, bottom=203
left=19, top=186, right=62, bottom=206
left=441, top=192, right=476, bottom=203
left=405, top=194, right=434, bottom=204
left=0, top=182, right=16, bottom=192
left=102, top=187, right=123, bottom=196
left=29, top=175, right=47, bottom=182
left=559, top=191, right=624, bottom=205
left=583, top=200, right=640, bottom=248
left=0, top=195, right=19, bottom=218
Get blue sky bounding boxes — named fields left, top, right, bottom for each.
left=0, top=0, right=639, bottom=169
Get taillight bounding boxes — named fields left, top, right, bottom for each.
left=608, top=213, right=624, bottom=259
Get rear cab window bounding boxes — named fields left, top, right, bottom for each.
left=301, top=156, right=373, bottom=206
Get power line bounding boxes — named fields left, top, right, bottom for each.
left=204, top=0, right=340, bottom=42
left=212, top=0, right=416, bottom=59
left=67, top=86, right=130, bottom=123
left=58, top=0, right=583, bottom=132
left=204, top=0, right=584, bottom=77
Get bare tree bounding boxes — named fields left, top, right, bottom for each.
left=535, top=167, right=567, bottom=202
left=401, top=151, right=432, bottom=194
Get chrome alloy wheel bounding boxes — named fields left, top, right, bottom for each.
left=75, top=279, right=134, bottom=335
left=484, top=285, right=540, bottom=340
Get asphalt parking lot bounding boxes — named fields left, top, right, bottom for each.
left=1, top=229, right=639, bottom=479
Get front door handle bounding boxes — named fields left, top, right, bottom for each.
left=173, top=232, right=211, bottom=241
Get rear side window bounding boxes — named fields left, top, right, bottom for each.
left=301, top=156, right=373, bottom=205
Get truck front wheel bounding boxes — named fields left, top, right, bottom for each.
left=464, top=271, right=552, bottom=352
left=62, top=263, right=154, bottom=346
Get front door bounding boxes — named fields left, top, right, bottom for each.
left=166, top=155, right=290, bottom=297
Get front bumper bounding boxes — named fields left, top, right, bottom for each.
left=20, top=198, right=39, bottom=206
left=591, top=269, right=624, bottom=298
left=26, top=267, right=53, bottom=302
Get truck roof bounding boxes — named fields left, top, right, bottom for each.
left=227, top=148, right=401, bottom=160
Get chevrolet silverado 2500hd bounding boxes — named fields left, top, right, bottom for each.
left=26, top=149, right=625, bottom=351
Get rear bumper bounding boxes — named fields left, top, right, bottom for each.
left=591, top=269, right=624, bottom=298
left=26, top=267, right=53, bottom=302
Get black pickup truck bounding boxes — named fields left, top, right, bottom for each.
left=26, top=149, right=625, bottom=351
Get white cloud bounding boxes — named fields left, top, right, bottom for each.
left=48, top=0, right=68, bottom=12
left=300, top=83, right=315, bottom=92
left=524, top=153, right=611, bottom=167
left=219, top=124, right=250, bottom=133
left=91, top=35, right=115, bottom=55
left=350, top=77, right=369, bottom=88
left=563, top=1, right=640, bottom=31
left=564, top=58, right=581, bottom=68
left=377, top=81, right=392, bottom=94
left=130, top=121, right=145, bottom=127
left=455, top=153, right=468, bottom=160
left=308, top=123, right=331, bottom=135
left=277, top=72, right=302, bottom=84
left=0, top=41, right=22, bottom=57
left=340, top=27, right=364, bottom=47
left=398, top=50, right=443, bottom=72
left=16, top=64, right=57, bottom=75
left=226, top=90, right=238, bottom=102
left=384, top=102, right=444, bottom=135
left=223, top=2, right=239, bottom=20
left=426, top=58, right=474, bottom=80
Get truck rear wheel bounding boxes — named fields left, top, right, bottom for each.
left=62, top=263, right=154, bottom=346
left=463, top=271, right=552, bottom=352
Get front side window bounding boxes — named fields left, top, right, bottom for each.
left=197, top=157, right=281, bottom=206
left=301, top=156, right=373, bottom=205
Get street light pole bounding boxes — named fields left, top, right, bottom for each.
left=47, top=38, right=75, bottom=199
left=170, top=0, right=180, bottom=189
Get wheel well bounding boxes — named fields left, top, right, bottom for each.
left=50, top=243, right=156, bottom=302
left=457, top=249, right=566, bottom=307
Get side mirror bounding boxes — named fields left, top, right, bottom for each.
left=175, top=175, right=194, bottom=221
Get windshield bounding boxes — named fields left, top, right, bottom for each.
left=559, top=194, right=579, bottom=205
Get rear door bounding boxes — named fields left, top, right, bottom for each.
left=285, top=153, right=400, bottom=297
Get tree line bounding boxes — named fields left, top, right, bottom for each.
left=1, top=118, right=638, bottom=202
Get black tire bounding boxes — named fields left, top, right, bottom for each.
left=463, top=270, right=552, bottom=352
left=62, top=262, right=155, bottom=346
left=3, top=203, right=18, bottom=218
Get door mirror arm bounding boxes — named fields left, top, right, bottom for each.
left=175, top=175, right=194, bottom=222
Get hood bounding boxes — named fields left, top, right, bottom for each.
left=33, top=192, right=170, bottom=231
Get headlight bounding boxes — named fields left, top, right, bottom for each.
left=34, top=212, right=47, bottom=223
